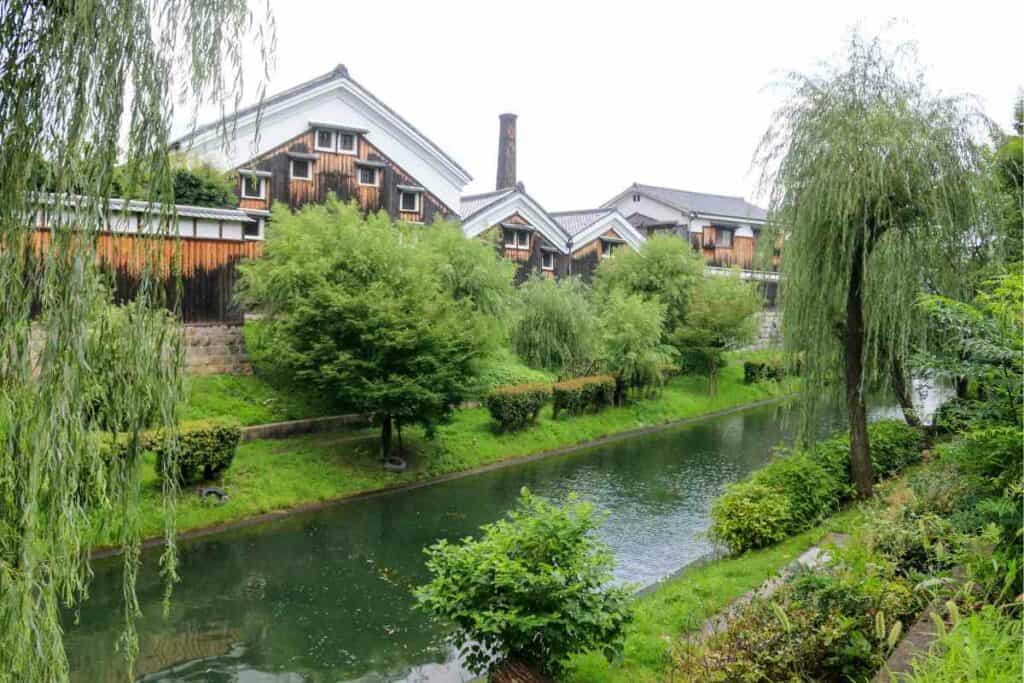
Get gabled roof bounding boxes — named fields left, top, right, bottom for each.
left=171, top=63, right=472, bottom=184
left=557, top=209, right=646, bottom=252
left=625, top=212, right=676, bottom=228
left=459, top=188, right=514, bottom=220
left=460, top=189, right=572, bottom=254
left=549, top=208, right=617, bottom=236
left=604, top=183, right=767, bottom=222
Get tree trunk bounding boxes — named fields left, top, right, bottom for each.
left=614, top=377, right=626, bottom=407
left=380, top=415, right=393, bottom=459
left=846, top=240, right=874, bottom=498
left=890, top=355, right=921, bottom=427
left=955, top=376, right=969, bottom=399
left=490, top=658, right=550, bottom=683
left=396, top=417, right=404, bottom=454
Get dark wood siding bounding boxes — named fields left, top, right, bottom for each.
left=239, top=130, right=453, bottom=223
left=31, top=230, right=261, bottom=323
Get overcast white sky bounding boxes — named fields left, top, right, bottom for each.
left=182, top=0, right=1022, bottom=211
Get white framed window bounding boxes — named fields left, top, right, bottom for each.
left=241, top=175, right=265, bottom=199
left=314, top=129, right=335, bottom=152
left=337, top=132, right=358, bottom=155
left=358, top=166, right=379, bottom=187
left=504, top=228, right=529, bottom=249
left=632, top=193, right=641, bottom=202
left=601, top=241, right=621, bottom=259
left=542, top=252, right=554, bottom=271
left=290, top=158, right=312, bottom=181
left=714, top=227, right=734, bottom=248
left=399, top=190, right=420, bottom=213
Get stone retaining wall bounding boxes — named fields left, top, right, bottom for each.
left=749, top=310, right=781, bottom=350
left=184, top=323, right=252, bottom=375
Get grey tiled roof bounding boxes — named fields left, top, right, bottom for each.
left=549, top=208, right=615, bottom=236
left=633, top=183, right=767, bottom=221
left=626, top=212, right=675, bottom=227
left=172, top=64, right=472, bottom=180
left=459, top=188, right=513, bottom=219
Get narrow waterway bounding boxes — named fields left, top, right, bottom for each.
left=64, top=397, right=924, bottom=683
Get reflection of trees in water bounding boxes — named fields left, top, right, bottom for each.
left=67, top=404, right=816, bottom=681
left=69, top=622, right=238, bottom=683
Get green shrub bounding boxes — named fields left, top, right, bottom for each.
left=677, top=345, right=725, bottom=378
left=751, top=451, right=844, bottom=531
left=415, top=489, right=633, bottom=678
left=810, top=421, right=923, bottom=487
left=940, top=425, right=1022, bottom=495
left=484, top=383, right=552, bottom=432
left=902, top=605, right=1023, bottom=683
left=867, top=420, right=924, bottom=478
left=708, top=483, right=794, bottom=554
left=152, top=422, right=241, bottom=484
left=677, top=544, right=919, bottom=682
left=551, top=375, right=615, bottom=418
left=743, top=359, right=785, bottom=384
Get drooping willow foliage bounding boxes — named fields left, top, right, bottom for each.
left=0, top=2, right=273, bottom=681
left=756, top=32, right=986, bottom=495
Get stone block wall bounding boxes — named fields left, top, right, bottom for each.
left=184, top=323, right=252, bottom=375
left=749, top=311, right=782, bottom=350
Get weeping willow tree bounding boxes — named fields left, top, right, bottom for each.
left=757, top=33, right=985, bottom=497
left=0, top=3, right=273, bottom=681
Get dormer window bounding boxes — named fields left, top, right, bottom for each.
left=337, top=132, right=358, bottom=155
left=241, top=175, right=265, bottom=199
left=399, top=190, right=421, bottom=213
left=601, top=240, right=622, bottom=258
left=504, top=228, right=529, bottom=249
left=290, top=158, right=312, bottom=181
left=314, top=129, right=335, bottom=152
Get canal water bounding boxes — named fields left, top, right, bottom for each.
left=64, top=397, right=926, bottom=683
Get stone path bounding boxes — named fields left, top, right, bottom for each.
left=698, top=532, right=850, bottom=639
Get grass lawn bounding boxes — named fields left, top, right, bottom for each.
left=179, top=347, right=556, bottom=426
left=180, top=373, right=336, bottom=426
left=565, top=508, right=861, bottom=682
left=107, top=357, right=788, bottom=545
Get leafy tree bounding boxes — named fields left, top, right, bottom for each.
left=416, top=221, right=516, bottom=348
left=597, top=291, right=676, bottom=404
left=594, top=234, right=705, bottom=335
left=511, top=275, right=597, bottom=375
left=415, top=489, right=633, bottom=679
left=673, top=271, right=760, bottom=391
left=757, top=33, right=984, bottom=497
left=0, top=2, right=272, bottom=680
left=990, top=92, right=1023, bottom=264
left=112, top=153, right=238, bottom=208
left=237, top=199, right=488, bottom=458
left=914, top=269, right=1022, bottom=416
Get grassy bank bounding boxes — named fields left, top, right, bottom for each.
left=102, top=358, right=787, bottom=546
left=565, top=510, right=859, bottom=682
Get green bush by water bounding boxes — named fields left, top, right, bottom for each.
left=152, top=422, right=241, bottom=484
left=710, top=420, right=923, bottom=553
left=552, top=375, right=616, bottom=418
left=484, top=383, right=552, bottom=432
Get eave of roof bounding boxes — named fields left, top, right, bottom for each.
left=171, top=63, right=472, bottom=183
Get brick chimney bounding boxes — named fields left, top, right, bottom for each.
left=496, top=113, right=517, bottom=191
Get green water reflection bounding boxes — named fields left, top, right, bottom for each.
left=65, top=404, right=818, bottom=682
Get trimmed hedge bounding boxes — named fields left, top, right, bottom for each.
left=552, top=375, right=615, bottom=418
left=743, top=360, right=784, bottom=384
left=152, top=422, right=241, bottom=484
left=485, top=383, right=552, bottom=432
left=710, top=420, right=923, bottom=553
